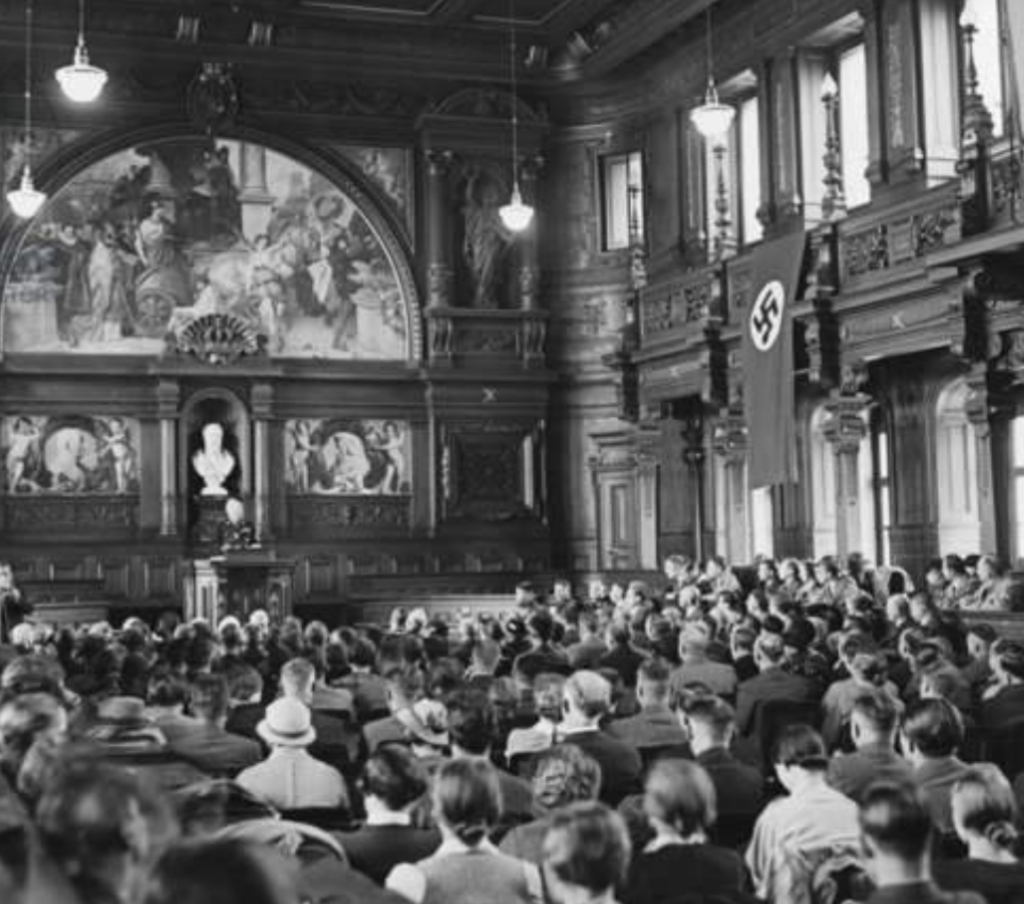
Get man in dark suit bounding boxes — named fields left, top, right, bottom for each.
left=559, top=670, right=642, bottom=806
left=735, top=632, right=818, bottom=737
left=681, top=693, right=764, bottom=817
left=827, top=688, right=912, bottom=803
left=607, top=658, right=688, bottom=753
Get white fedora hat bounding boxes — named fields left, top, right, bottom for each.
left=257, top=698, right=316, bottom=748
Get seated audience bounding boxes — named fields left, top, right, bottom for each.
left=827, top=689, right=913, bottom=803
left=624, top=759, right=751, bottom=904
left=598, top=623, right=647, bottom=690
left=236, top=698, right=348, bottom=811
left=559, top=671, right=642, bottom=806
left=607, top=659, right=689, bottom=753
left=746, top=724, right=860, bottom=904
left=512, top=611, right=572, bottom=682
left=821, top=636, right=901, bottom=750
left=542, top=802, right=632, bottom=904
left=500, top=744, right=602, bottom=863
left=859, top=782, right=984, bottom=904
left=962, top=623, right=997, bottom=704
left=901, top=699, right=972, bottom=836
left=336, top=746, right=440, bottom=885
left=933, top=764, right=1024, bottom=904
left=566, top=613, right=607, bottom=672
left=729, top=627, right=758, bottom=684
left=386, top=758, right=541, bottom=904
left=364, top=669, right=427, bottom=753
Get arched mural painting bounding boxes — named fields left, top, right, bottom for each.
left=2, top=137, right=411, bottom=359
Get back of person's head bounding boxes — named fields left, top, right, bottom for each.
left=944, top=554, right=966, bottom=576
left=636, top=658, right=671, bottom=704
left=860, top=782, right=933, bottom=864
left=542, top=802, right=631, bottom=898
left=644, top=759, right=717, bottom=837
left=731, top=626, right=756, bottom=655
left=279, top=658, right=315, bottom=699
left=385, top=667, right=424, bottom=708
left=361, top=745, right=429, bottom=812
left=143, top=838, right=299, bottom=904
left=446, top=688, right=494, bottom=755
left=564, top=671, right=611, bottom=721
left=528, top=610, right=556, bottom=644
left=349, top=636, right=377, bottom=669
left=190, top=674, right=230, bottom=723
left=471, top=637, right=501, bottom=673
left=902, top=698, right=964, bottom=758
left=224, top=665, right=263, bottom=705
left=37, top=759, right=177, bottom=904
left=432, top=758, right=501, bottom=846
left=993, top=639, right=1024, bottom=680
left=754, top=632, right=785, bottom=667
left=951, top=764, right=1019, bottom=850
left=682, top=694, right=736, bottom=744
left=147, top=672, right=190, bottom=708
left=773, top=723, right=829, bottom=772
left=531, top=744, right=602, bottom=811
left=606, top=621, right=631, bottom=648
left=0, top=691, right=68, bottom=775
left=851, top=689, right=899, bottom=740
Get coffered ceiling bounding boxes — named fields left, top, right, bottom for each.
left=0, top=0, right=717, bottom=88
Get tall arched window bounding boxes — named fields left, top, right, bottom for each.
left=936, top=378, right=981, bottom=555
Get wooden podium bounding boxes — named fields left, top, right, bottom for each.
left=186, top=551, right=294, bottom=625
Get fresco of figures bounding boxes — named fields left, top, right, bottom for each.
left=335, top=145, right=412, bottom=230
left=284, top=418, right=411, bottom=495
left=2, top=138, right=408, bottom=360
left=2, top=415, right=140, bottom=495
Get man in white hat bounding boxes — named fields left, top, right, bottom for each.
left=236, top=697, right=348, bottom=812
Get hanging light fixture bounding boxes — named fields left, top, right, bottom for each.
left=498, top=0, right=534, bottom=233
left=7, top=0, right=46, bottom=220
left=690, top=4, right=735, bottom=140
left=56, top=0, right=108, bottom=103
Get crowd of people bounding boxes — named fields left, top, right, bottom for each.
left=1, top=552, right=1024, bottom=903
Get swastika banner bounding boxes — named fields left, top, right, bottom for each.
left=742, top=229, right=806, bottom=489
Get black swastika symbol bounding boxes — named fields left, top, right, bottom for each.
left=752, top=294, right=780, bottom=345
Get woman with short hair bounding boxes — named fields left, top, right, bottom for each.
left=386, top=758, right=541, bottom=904
left=543, top=802, right=631, bottom=904
left=933, top=764, right=1024, bottom=904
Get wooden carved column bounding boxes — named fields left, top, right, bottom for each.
left=964, top=365, right=1011, bottom=560
left=252, top=383, right=272, bottom=541
left=425, top=150, right=454, bottom=308
left=680, top=408, right=708, bottom=563
left=823, top=391, right=871, bottom=558
left=880, top=0, right=924, bottom=185
left=712, top=409, right=750, bottom=563
left=157, top=380, right=179, bottom=537
left=766, top=51, right=803, bottom=227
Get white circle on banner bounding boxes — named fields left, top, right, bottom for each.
left=749, top=280, right=785, bottom=352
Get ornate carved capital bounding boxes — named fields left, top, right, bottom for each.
left=426, top=149, right=455, bottom=177
left=712, top=409, right=747, bottom=465
left=823, top=393, right=872, bottom=454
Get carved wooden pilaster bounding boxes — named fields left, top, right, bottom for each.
left=517, top=156, right=542, bottom=311
left=803, top=226, right=841, bottom=390
left=424, top=150, right=454, bottom=308
left=880, top=0, right=924, bottom=185
left=823, top=389, right=872, bottom=557
left=157, top=380, right=180, bottom=537
left=672, top=401, right=709, bottom=563
left=251, top=383, right=273, bottom=541
left=964, top=364, right=1013, bottom=559
left=767, top=50, right=803, bottom=228
left=712, top=407, right=750, bottom=562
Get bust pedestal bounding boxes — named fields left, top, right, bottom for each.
left=186, top=551, right=294, bottom=624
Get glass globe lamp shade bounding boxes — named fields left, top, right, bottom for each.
left=690, top=81, right=735, bottom=140
left=499, top=184, right=534, bottom=232
left=56, top=43, right=108, bottom=103
left=7, top=167, right=47, bottom=219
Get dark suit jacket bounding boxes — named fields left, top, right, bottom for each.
left=169, top=723, right=262, bottom=777
left=980, top=685, right=1024, bottom=731
left=606, top=706, right=689, bottom=750
left=735, top=666, right=818, bottom=736
left=826, top=742, right=913, bottom=803
left=561, top=728, right=642, bottom=806
left=334, top=824, right=441, bottom=885
left=696, top=745, right=765, bottom=815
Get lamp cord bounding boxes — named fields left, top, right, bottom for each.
left=24, top=0, right=33, bottom=160
left=509, top=0, right=518, bottom=188
left=705, top=4, right=713, bottom=85
left=79, top=0, right=85, bottom=40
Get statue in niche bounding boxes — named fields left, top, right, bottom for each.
left=462, top=167, right=512, bottom=308
left=192, top=422, right=236, bottom=496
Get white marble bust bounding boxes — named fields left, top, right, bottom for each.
left=192, top=422, right=236, bottom=496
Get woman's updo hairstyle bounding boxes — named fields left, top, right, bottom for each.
left=432, top=758, right=501, bottom=847
left=952, top=764, right=1020, bottom=852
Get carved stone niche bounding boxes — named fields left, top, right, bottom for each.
left=438, top=420, right=545, bottom=524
